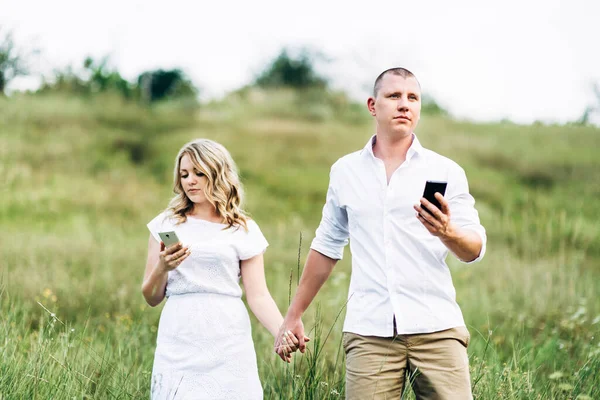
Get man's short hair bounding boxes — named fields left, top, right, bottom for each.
left=373, top=67, right=419, bottom=97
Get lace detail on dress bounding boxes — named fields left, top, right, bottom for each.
left=165, top=244, right=241, bottom=298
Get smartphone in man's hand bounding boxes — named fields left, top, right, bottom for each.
left=421, top=181, right=447, bottom=215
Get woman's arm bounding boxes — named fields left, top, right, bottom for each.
left=142, top=235, right=168, bottom=306
left=241, top=254, right=285, bottom=337
left=141, top=235, right=189, bottom=307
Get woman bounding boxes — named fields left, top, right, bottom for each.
left=142, top=139, right=302, bottom=400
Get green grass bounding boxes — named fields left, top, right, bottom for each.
left=0, top=89, right=599, bottom=399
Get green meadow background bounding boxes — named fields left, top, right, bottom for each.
left=1, top=86, right=599, bottom=399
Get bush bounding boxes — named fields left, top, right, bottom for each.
left=0, top=27, right=35, bottom=95
left=38, top=57, right=199, bottom=105
left=39, top=56, right=132, bottom=98
left=137, top=69, right=197, bottom=103
left=255, top=48, right=327, bottom=90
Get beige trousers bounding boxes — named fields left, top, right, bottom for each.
left=344, top=326, right=472, bottom=400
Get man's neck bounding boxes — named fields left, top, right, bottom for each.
left=372, top=132, right=414, bottom=162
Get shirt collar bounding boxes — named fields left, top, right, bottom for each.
left=362, top=133, right=424, bottom=160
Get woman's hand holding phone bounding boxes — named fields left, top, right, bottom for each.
left=158, top=241, right=190, bottom=272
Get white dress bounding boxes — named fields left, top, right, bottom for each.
left=147, top=212, right=268, bottom=400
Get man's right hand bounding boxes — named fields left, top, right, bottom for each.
left=273, top=250, right=336, bottom=361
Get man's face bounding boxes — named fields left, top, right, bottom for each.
left=368, top=74, right=421, bottom=138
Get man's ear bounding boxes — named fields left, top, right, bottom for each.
left=367, top=97, right=376, bottom=116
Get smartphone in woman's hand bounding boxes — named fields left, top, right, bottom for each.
left=158, top=231, right=180, bottom=247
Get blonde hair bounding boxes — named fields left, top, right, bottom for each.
left=166, top=139, right=248, bottom=230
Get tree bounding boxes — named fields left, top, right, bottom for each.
left=38, top=56, right=132, bottom=97
left=421, top=94, right=449, bottom=116
left=83, top=56, right=132, bottom=98
left=0, top=27, right=34, bottom=95
left=576, top=82, right=600, bottom=126
left=255, top=48, right=327, bottom=89
left=137, top=69, right=198, bottom=103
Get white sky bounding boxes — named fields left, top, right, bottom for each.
left=3, top=0, right=599, bottom=124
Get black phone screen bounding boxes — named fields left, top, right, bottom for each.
left=422, top=181, right=448, bottom=214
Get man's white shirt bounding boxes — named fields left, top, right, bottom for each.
left=311, top=134, right=487, bottom=336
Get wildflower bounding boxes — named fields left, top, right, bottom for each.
left=549, top=371, right=564, bottom=380
left=330, top=389, right=340, bottom=396
left=557, top=383, right=573, bottom=391
left=570, top=306, right=586, bottom=320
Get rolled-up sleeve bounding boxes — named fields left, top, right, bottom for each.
left=310, top=164, right=350, bottom=260
left=448, top=165, right=487, bottom=263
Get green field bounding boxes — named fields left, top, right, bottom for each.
left=1, top=89, right=599, bottom=399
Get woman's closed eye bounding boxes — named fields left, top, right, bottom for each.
left=181, top=171, right=204, bottom=179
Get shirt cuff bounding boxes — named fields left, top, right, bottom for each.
left=462, top=226, right=487, bottom=264
left=310, top=237, right=344, bottom=260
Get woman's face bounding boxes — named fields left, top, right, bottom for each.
left=179, top=154, right=209, bottom=205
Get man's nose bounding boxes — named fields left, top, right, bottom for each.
left=397, top=96, right=409, bottom=110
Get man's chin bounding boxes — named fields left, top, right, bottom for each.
left=390, top=127, right=412, bottom=137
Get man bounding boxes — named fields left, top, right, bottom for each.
left=275, top=67, right=487, bottom=399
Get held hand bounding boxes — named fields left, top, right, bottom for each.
left=274, top=318, right=310, bottom=363
left=274, top=325, right=294, bottom=363
left=414, top=192, right=455, bottom=238
left=274, top=330, right=299, bottom=363
left=158, top=242, right=190, bottom=272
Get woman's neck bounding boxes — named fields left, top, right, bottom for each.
left=187, top=204, right=222, bottom=223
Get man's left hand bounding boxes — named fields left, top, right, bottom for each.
left=414, top=193, right=455, bottom=239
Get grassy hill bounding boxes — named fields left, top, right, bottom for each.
left=1, top=90, right=599, bottom=399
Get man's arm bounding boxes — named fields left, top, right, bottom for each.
left=274, top=162, right=349, bottom=359
left=275, top=249, right=338, bottom=355
left=438, top=222, right=482, bottom=263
